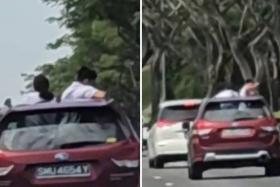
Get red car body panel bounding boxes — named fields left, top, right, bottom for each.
left=1, top=141, right=139, bottom=187
left=190, top=118, right=280, bottom=163
left=0, top=100, right=140, bottom=187
left=188, top=97, right=280, bottom=168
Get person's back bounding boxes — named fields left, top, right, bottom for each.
left=20, top=74, right=54, bottom=105
left=61, top=66, right=106, bottom=101
left=214, top=89, right=239, bottom=98
left=213, top=82, right=238, bottom=98
left=61, top=81, right=99, bottom=100
left=21, top=92, right=43, bottom=105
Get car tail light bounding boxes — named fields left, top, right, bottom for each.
left=193, top=128, right=212, bottom=136
left=0, top=165, right=13, bottom=176
left=111, top=159, right=139, bottom=168
left=184, top=101, right=199, bottom=108
left=156, top=119, right=176, bottom=128
left=260, top=126, right=280, bottom=132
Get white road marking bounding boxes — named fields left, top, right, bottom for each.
left=165, top=182, right=174, bottom=186
left=153, top=176, right=162, bottom=180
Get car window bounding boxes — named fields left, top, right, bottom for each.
left=0, top=107, right=129, bottom=151
left=202, top=100, right=270, bottom=122
left=159, top=105, right=199, bottom=122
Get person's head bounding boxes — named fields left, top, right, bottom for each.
left=245, top=78, right=254, bottom=84
left=77, top=66, right=97, bottom=85
left=243, top=78, right=259, bottom=96
left=33, top=74, right=54, bottom=101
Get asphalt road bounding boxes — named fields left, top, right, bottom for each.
left=142, top=152, right=280, bottom=187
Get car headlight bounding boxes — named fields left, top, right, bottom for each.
left=0, top=165, right=14, bottom=176
left=111, top=159, right=139, bottom=168
left=260, top=126, right=279, bottom=132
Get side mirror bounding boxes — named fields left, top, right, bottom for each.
left=143, top=123, right=150, bottom=130
left=176, top=121, right=192, bottom=134
left=183, top=121, right=195, bottom=129
left=182, top=121, right=190, bottom=130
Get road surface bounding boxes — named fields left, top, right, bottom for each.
left=142, top=152, right=280, bottom=187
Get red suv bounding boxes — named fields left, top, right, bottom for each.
left=0, top=99, right=139, bottom=186
left=188, top=96, right=280, bottom=180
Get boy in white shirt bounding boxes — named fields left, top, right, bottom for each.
left=61, top=66, right=106, bottom=100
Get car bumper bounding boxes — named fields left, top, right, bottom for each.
left=155, top=139, right=188, bottom=157
left=3, top=169, right=139, bottom=187
left=203, top=150, right=270, bottom=162
left=190, top=138, right=280, bottom=166
left=154, top=154, right=188, bottom=163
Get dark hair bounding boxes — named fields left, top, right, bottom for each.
left=245, top=79, right=254, bottom=83
left=77, top=66, right=97, bottom=82
left=33, top=74, right=54, bottom=101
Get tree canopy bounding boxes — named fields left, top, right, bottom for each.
left=143, top=0, right=280, bottom=121
left=23, top=0, right=140, bottom=122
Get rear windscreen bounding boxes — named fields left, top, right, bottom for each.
left=0, top=107, right=129, bottom=151
left=203, top=100, right=270, bottom=122
left=159, top=105, right=199, bottom=122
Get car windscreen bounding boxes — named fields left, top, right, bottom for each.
left=202, top=100, right=270, bottom=122
left=159, top=105, right=199, bottom=122
left=0, top=107, right=129, bottom=151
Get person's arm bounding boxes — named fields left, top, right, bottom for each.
left=239, top=86, right=247, bottom=97
left=247, top=83, right=259, bottom=96
left=84, top=87, right=106, bottom=99
left=92, top=90, right=106, bottom=99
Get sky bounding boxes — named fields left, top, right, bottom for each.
left=0, top=0, right=71, bottom=104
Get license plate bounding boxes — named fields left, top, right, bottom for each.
left=221, top=129, right=252, bottom=138
left=35, top=163, right=91, bottom=179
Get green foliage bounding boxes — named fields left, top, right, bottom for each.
left=143, top=0, right=280, bottom=121
left=274, top=111, right=280, bottom=118
left=23, top=0, right=139, bottom=121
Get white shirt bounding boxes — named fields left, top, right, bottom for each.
left=61, top=81, right=98, bottom=101
left=239, top=86, right=247, bottom=97
left=20, top=92, right=45, bottom=105
left=20, top=92, right=56, bottom=105
left=214, top=89, right=239, bottom=98
left=239, top=83, right=258, bottom=97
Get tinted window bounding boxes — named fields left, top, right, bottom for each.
left=0, top=107, right=129, bottom=151
left=159, top=105, right=199, bottom=122
left=203, top=100, right=270, bottom=122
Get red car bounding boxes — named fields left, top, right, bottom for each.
left=188, top=96, right=280, bottom=180
left=0, top=99, right=139, bottom=186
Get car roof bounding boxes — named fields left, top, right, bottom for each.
left=159, top=99, right=202, bottom=109
left=0, top=107, right=9, bottom=114
left=195, top=96, right=269, bottom=120
left=206, top=96, right=265, bottom=103
left=10, top=99, right=114, bottom=112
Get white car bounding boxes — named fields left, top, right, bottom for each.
left=142, top=122, right=149, bottom=149
left=147, top=99, right=201, bottom=168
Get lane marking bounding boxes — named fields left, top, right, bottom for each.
left=153, top=176, right=162, bottom=180
left=165, top=182, right=174, bottom=186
